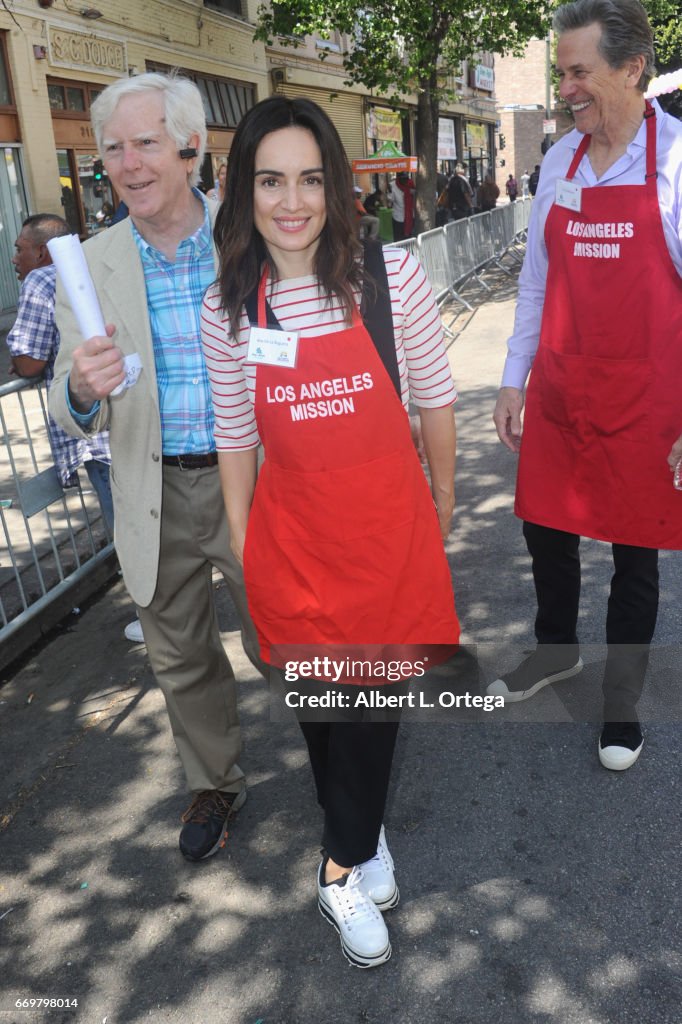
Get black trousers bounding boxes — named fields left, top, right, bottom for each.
left=392, top=219, right=406, bottom=242
left=523, top=521, right=659, bottom=719
left=298, top=720, right=399, bottom=868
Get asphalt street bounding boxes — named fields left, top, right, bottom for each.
left=0, top=262, right=681, bottom=1024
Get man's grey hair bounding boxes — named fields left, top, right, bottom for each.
left=22, top=213, right=71, bottom=244
left=90, top=72, right=207, bottom=186
left=553, top=0, right=655, bottom=92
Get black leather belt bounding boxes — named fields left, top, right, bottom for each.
left=161, top=452, right=219, bottom=470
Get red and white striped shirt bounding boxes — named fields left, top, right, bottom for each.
left=201, top=247, right=456, bottom=451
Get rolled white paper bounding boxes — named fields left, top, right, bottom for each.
left=47, top=233, right=126, bottom=396
left=47, top=234, right=106, bottom=340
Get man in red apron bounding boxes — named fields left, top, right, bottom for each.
left=491, top=0, right=682, bottom=770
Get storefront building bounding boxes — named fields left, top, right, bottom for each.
left=0, top=0, right=269, bottom=309
left=267, top=33, right=497, bottom=194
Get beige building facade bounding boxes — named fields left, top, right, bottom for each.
left=0, top=0, right=269, bottom=309
left=0, top=2, right=503, bottom=309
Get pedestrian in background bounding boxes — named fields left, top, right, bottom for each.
left=207, top=161, right=226, bottom=203
left=505, top=173, right=518, bottom=202
left=353, top=185, right=380, bottom=238
left=477, top=173, right=500, bottom=212
left=528, top=164, right=541, bottom=196
left=448, top=164, right=473, bottom=220
left=389, top=171, right=415, bottom=240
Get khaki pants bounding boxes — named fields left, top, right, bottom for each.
left=137, top=464, right=263, bottom=793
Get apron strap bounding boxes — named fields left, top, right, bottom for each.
left=244, top=265, right=282, bottom=329
left=566, top=133, right=591, bottom=180
left=643, top=100, right=658, bottom=187
left=361, top=238, right=401, bottom=400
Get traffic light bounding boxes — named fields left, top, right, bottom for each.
left=498, top=134, right=506, bottom=150
left=93, top=158, right=103, bottom=197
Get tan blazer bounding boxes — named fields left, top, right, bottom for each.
left=50, top=207, right=219, bottom=607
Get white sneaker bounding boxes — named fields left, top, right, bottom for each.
left=317, top=863, right=391, bottom=968
left=124, top=618, right=145, bottom=644
left=358, top=826, right=399, bottom=911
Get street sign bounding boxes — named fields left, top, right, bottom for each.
left=543, top=119, right=557, bottom=134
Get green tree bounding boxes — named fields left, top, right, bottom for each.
left=641, top=0, right=682, bottom=118
left=255, top=1, right=553, bottom=232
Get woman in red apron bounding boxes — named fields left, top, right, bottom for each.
left=202, top=97, right=459, bottom=968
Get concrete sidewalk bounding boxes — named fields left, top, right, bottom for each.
left=1, top=265, right=680, bottom=1024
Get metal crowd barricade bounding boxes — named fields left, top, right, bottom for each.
left=514, top=196, right=532, bottom=243
left=443, top=219, right=474, bottom=299
left=385, top=199, right=532, bottom=317
left=464, top=211, right=496, bottom=289
left=0, top=375, right=114, bottom=659
left=414, top=228, right=474, bottom=332
left=388, top=237, right=420, bottom=259
left=491, top=203, right=522, bottom=272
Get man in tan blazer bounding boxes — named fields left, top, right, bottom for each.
left=50, top=72, right=263, bottom=862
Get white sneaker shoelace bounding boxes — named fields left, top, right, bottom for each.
left=329, top=866, right=382, bottom=929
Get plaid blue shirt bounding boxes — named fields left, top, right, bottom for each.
left=6, top=265, right=110, bottom=485
left=131, top=189, right=216, bottom=454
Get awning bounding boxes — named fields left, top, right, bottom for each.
left=352, top=140, right=418, bottom=175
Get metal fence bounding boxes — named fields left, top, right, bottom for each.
left=389, top=198, right=532, bottom=323
left=0, top=375, right=114, bottom=660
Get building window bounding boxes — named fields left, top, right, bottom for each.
left=0, top=32, right=16, bottom=108
left=203, top=0, right=243, bottom=16
left=147, top=62, right=255, bottom=129
left=47, top=78, right=101, bottom=117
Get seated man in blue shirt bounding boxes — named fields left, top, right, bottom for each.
left=49, top=73, right=264, bottom=862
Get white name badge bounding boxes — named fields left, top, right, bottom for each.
left=555, top=179, right=582, bottom=212
left=246, top=326, right=299, bottom=369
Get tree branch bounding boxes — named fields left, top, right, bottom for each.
left=1, top=1, right=21, bottom=30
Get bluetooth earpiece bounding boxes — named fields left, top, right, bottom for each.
left=179, top=147, right=198, bottom=159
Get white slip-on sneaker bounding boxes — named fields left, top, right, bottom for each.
left=317, top=862, right=391, bottom=968
left=358, top=826, right=399, bottom=911
left=598, top=722, right=644, bottom=771
left=124, top=618, right=145, bottom=644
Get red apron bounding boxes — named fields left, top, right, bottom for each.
left=242, top=273, right=460, bottom=664
left=516, top=104, right=682, bottom=549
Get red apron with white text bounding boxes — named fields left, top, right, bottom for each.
left=242, top=284, right=460, bottom=663
left=516, top=104, right=682, bottom=549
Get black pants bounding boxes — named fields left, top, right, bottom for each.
left=298, top=720, right=399, bottom=867
left=392, top=219, right=405, bottom=242
left=523, top=521, right=659, bottom=719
